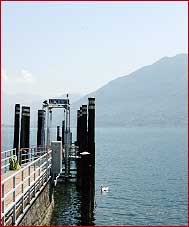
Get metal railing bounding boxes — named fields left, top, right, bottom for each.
left=1, top=149, right=17, bottom=174
left=1, top=149, right=52, bottom=226
left=69, top=144, right=79, bottom=159
left=19, top=146, right=47, bottom=165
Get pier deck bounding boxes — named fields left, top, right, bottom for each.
left=2, top=165, right=41, bottom=208
left=1, top=150, right=52, bottom=226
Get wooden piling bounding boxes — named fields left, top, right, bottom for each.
left=20, top=106, right=30, bottom=148
left=77, top=105, right=88, bottom=188
left=20, top=106, right=30, bottom=162
left=76, top=110, right=80, bottom=147
left=76, top=109, right=81, bottom=187
left=62, top=120, right=65, bottom=146
left=57, top=126, right=61, bottom=141
left=88, top=97, right=95, bottom=174
left=13, top=104, right=20, bottom=157
left=80, top=151, right=94, bottom=226
left=80, top=152, right=91, bottom=190
left=79, top=107, right=83, bottom=154
left=88, top=97, right=95, bottom=202
left=37, top=110, right=45, bottom=147
left=82, top=105, right=88, bottom=153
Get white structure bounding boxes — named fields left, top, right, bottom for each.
left=42, top=96, right=71, bottom=177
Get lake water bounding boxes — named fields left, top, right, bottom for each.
left=2, top=127, right=188, bottom=225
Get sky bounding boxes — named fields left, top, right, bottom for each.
left=2, top=1, right=188, bottom=98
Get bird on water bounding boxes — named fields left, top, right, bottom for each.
left=100, top=185, right=109, bottom=192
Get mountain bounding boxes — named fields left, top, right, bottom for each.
left=71, top=54, right=187, bottom=127
left=2, top=54, right=187, bottom=128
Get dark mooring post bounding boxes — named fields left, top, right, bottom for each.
left=81, top=152, right=91, bottom=189
left=79, top=106, right=83, bottom=154
left=81, top=190, right=94, bottom=226
left=57, top=126, right=61, bottom=141
left=78, top=105, right=88, bottom=189
left=20, top=106, right=30, bottom=163
left=80, top=150, right=95, bottom=225
left=76, top=110, right=80, bottom=147
left=37, top=110, right=45, bottom=147
left=76, top=109, right=81, bottom=188
left=88, top=97, right=95, bottom=208
left=82, top=105, right=88, bottom=153
left=88, top=97, right=95, bottom=177
left=62, top=120, right=65, bottom=146
left=13, top=104, right=20, bottom=158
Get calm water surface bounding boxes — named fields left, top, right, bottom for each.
left=2, top=127, right=188, bottom=225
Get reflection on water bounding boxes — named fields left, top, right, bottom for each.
left=80, top=193, right=95, bottom=225
left=50, top=183, right=95, bottom=226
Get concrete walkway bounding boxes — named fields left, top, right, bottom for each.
left=2, top=165, right=41, bottom=208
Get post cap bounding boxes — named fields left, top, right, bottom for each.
left=88, top=97, right=95, bottom=105
left=80, top=151, right=90, bottom=155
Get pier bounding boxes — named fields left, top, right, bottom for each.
left=1, top=96, right=96, bottom=226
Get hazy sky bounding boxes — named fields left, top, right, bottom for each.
left=2, top=1, right=188, bottom=97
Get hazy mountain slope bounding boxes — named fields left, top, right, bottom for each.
left=3, top=54, right=187, bottom=128
left=71, top=54, right=187, bottom=127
